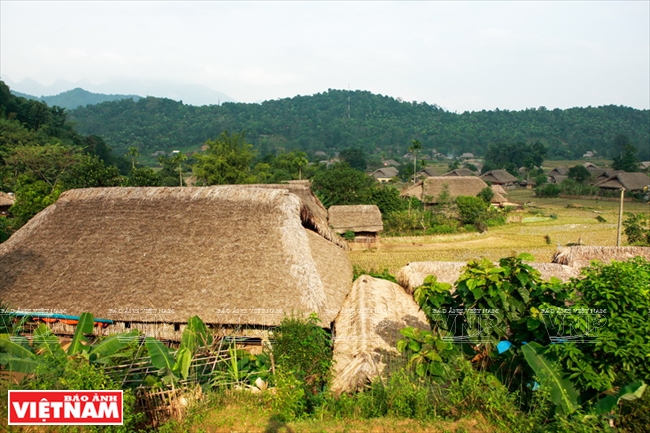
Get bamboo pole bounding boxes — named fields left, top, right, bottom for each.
left=616, top=188, right=625, bottom=246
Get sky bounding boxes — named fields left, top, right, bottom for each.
left=1, top=1, right=649, bottom=112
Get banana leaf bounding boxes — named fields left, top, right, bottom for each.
left=521, top=341, right=579, bottom=415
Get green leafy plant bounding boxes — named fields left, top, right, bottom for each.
left=145, top=315, right=214, bottom=387
left=521, top=341, right=580, bottom=415
left=397, top=327, right=454, bottom=379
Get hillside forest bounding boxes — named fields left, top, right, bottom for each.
left=1, top=79, right=649, bottom=242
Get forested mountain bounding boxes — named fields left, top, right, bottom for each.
left=68, top=89, right=650, bottom=161
left=11, top=88, right=141, bottom=110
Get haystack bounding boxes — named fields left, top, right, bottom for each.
left=330, top=275, right=429, bottom=394
left=0, top=187, right=353, bottom=336
left=552, top=246, right=650, bottom=269
left=396, top=261, right=580, bottom=293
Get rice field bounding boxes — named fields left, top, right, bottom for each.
left=349, top=189, right=649, bottom=274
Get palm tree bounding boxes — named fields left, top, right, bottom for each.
left=409, top=139, right=422, bottom=185
left=126, top=146, right=140, bottom=170
left=170, top=152, right=187, bottom=187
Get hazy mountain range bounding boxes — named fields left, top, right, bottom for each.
left=1, top=76, right=236, bottom=108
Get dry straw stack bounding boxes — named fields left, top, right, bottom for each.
left=396, top=261, right=581, bottom=293
left=552, top=246, right=650, bottom=269
left=330, top=275, right=429, bottom=394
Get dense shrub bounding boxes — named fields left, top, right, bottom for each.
left=536, top=183, right=560, bottom=198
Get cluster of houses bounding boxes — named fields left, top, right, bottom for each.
left=546, top=163, right=650, bottom=194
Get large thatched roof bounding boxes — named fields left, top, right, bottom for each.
left=401, top=177, right=505, bottom=204
left=595, top=172, right=650, bottom=192
left=396, top=261, right=580, bottom=293
left=552, top=246, right=650, bottom=269
left=331, top=275, right=429, bottom=394
left=0, top=187, right=353, bottom=326
left=328, top=205, right=383, bottom=234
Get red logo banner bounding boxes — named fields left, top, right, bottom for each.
left=8, top=390, right=123, bottom=425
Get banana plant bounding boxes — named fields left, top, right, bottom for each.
left=145, top=315, right=213, bottom=386
left=521, top=341, right=580, bottom=415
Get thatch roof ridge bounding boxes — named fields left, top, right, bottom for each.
left=328, top=205, right=383, bottom=234
left=236, top=183, right=348, bottom=249
left=480, top=170, right=518, bottom=184
left=552, top=246, right=650, bottom=268
left=0, top=186, right=353, bottom=326
left=331, top=275, right=429, bottom=394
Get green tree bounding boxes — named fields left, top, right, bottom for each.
left=125, top=166, right=161, bottom=186
left=193, top=131, right=255, bottom=185
left=455, top=195, right=489, bottom=229
left=612, top=134, right=640, bottom=172
left=339, top=148, right=367, bottom=171
left=126, top=146, right=140, bottom=170
left=58, top=154, right=123, bottom=189
left=477, top=186, right=494, bottom=204
left=311, top=163, right=374, bottom=207
left=567, top=165, right=591, bottom=183
left=170, top=151, right=187, bottom=187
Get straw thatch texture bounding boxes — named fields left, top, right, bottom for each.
left=0, top=192, right=15, bottom=207
left=401, top=177, right=505, bottom=204
left=330, top=275, right=429, bottom=394
left=328, top=205, right=383, bottom=234
left=396, top=261, right=580, bottom=293
left=552, top=246, right=650, bottom=269
left=239, top=183, right=347, bottom=249
left=0, top=186, right=352, bottom=326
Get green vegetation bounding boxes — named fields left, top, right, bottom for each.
left=67, top=89, right=650, bottom=162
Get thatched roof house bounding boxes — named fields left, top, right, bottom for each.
left=595, top=172, right=650, bottom=192
left=552, top=246, right=650, bottom=269
left=331, top=275, right=429, bottom=394
left=0, top=187, right=353, bottom=333
left=443, top=168, right=475, bottom=177
left=396, top=261, right=580, bottom=293
left=401, top=177, right=506, bottom=205
left=328, top=205, right=383, bottom=236
left=480, top=170, right=518, bottom=188
left=0, top=192, right=15, bottom=215
left=371, top=167, right=399, bottom=183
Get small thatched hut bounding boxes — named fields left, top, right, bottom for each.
left=331, top=275, right=429, bottom=394
left=401, top=176, right=506, bottom=206
left=0, top=186, right=353, bottom=340
left=328, top=205, right=383, bottom=247
left=0, top=192, right=15, bottom=216
left=396, top=261, right=581, bottom=293
left=552, top=246, right=650, bottom=269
